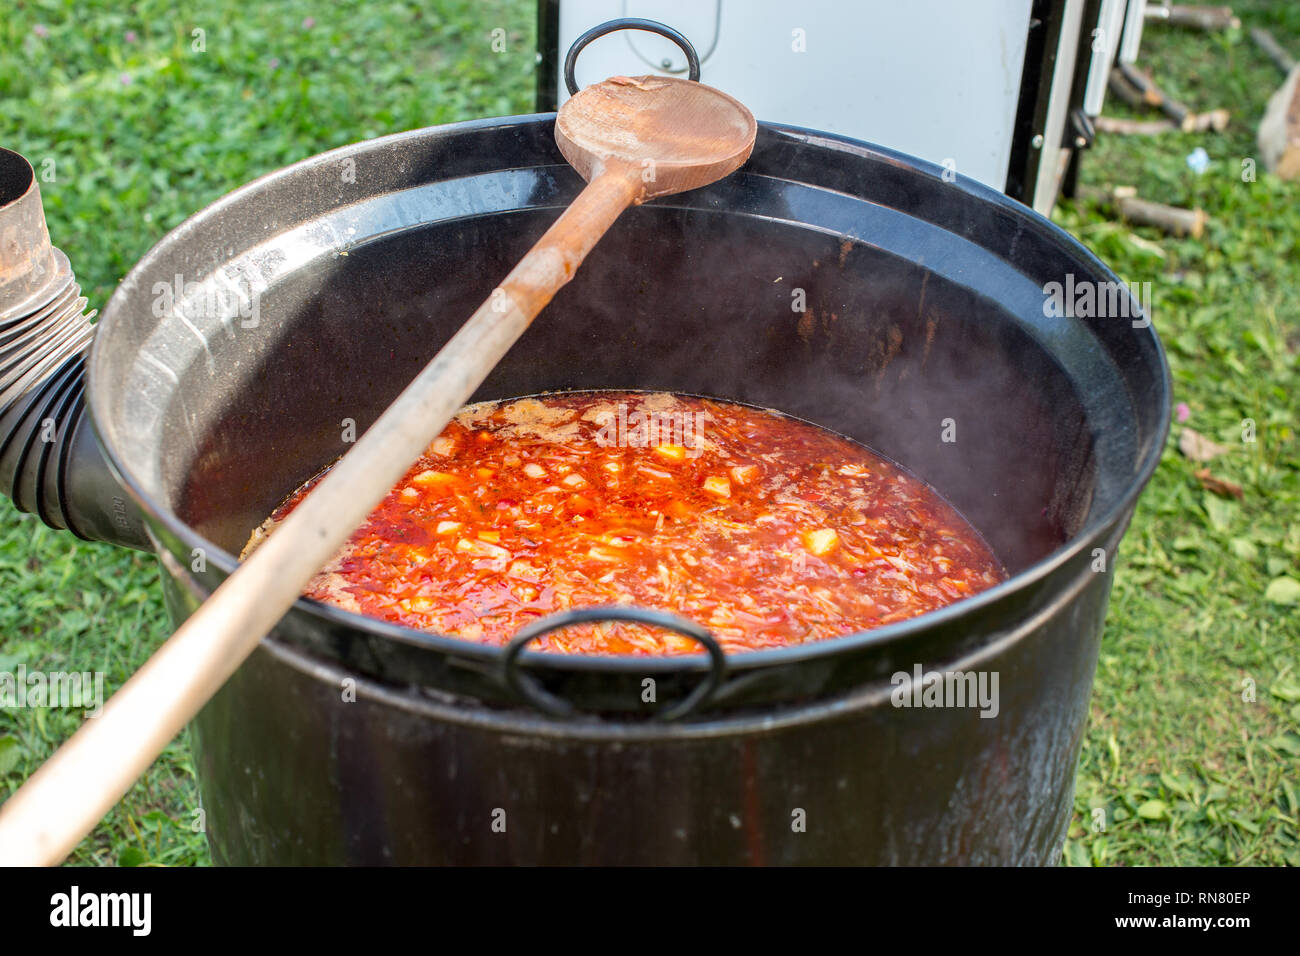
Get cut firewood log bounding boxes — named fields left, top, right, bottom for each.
left=1251, top=27, right=1297, bottom=74
left=1113, top=195, right=1206, bottom=238
left=1258, top=65, right=1300, bottom=179
left=1118, top=64, right=1190, bottom=128
left=1110, top=64, right=1229, bottom=132
left=1156, top=5, right=1241, bottom=31
left=1079, top=185, right=1207, bottom=238
left=1095, top=111, right=1229, bottom=135
left=1109, top=66, right=1163, bottom=110
left=1095, top=116, right=1180, bottom=135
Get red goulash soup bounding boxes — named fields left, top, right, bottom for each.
left=245, top=392, right=1005, bottom=655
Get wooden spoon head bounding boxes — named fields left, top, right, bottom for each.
left=556, top=75, right=756, bottom=202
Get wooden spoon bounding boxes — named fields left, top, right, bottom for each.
left=0, top=76, right=755, bottom=866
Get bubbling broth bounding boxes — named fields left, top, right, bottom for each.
left=244, top=392, right=1005, bottom=654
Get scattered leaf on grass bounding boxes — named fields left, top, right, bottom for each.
left=1160, top=772, right=1196, bottom=800
left=1271, top=680, right=1300, bottom=702
left=1269, top=734, right=1300, bottom=757
left=1265, top=576, right=1300, bottom=605
left=1228, top=814, right=1262, bottom=835
left=1066, top=840, right=1090, bottom=867
left=1190, top=468, right=1242, bottom=502
left=1203, top=493, right=1235, bottom=531
left=0, top=735, right=23, bottom=777
left=1229, top=537, right=1259, bottom=561
left=1137, top=799, right=1169, bottom=820
left=1195, top=468, right=1243, bottom=500
left=1180, top=427, right=1231, bottom=462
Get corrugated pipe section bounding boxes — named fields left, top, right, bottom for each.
left=0, top=146, right=147, bottom=548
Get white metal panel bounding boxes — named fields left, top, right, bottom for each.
left=557, top=0, right=1034, bottom=190
left=620, top=0, right=721, bottom=74
left=1083, top=0, right=1128, bottom=115
left=1119, top=0, right=1148, bottom=63
left=1031, top=0, right=1086, bottom=214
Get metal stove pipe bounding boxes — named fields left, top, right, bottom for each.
left=0, top=146, right=148, bottom=549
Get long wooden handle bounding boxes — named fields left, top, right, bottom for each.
left=0, top=170, right=638, bottom=866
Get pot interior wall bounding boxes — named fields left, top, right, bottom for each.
left=165, top=205, right=1094, bottom=575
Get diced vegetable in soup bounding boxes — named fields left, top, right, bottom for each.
left=244, top=392, right=1005, bottom=655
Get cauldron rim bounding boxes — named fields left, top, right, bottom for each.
left=89, top=113, right=1171, bottom=677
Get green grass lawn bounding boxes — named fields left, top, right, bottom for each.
left=1, top=0, right=1296, bottom=866
left=1057, top=0, right=1300, bottom=865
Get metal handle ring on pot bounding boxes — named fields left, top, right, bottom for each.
left=564, top=18, right=701, bottom=96
left=502, top=606, right=726, bottom=721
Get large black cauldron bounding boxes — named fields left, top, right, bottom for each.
left=0, top=111, right=1168, bottom=864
